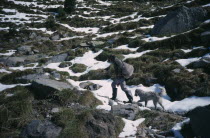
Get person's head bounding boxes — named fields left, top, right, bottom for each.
left=107, top=55, right=116, bottom=63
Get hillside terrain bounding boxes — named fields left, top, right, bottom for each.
left=0, top=0, right=210, bottom=137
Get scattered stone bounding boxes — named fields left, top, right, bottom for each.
left=151, top=6, right=207, bottom=35
left=51, top=108, right=60, bottom=113
left=172, top=68, right=181, bottom=73
left=58, top=62, right=72, bottom=68
left=20, top=120, right=62, bottom=138
left=79, top=81, right=102, bottom=91
left=111, top=104, right=139, bottom=120
left=51, top=71, right=61, bottom=80
left=90, top=41, right=104, bottom=47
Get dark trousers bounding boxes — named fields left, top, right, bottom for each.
left=111, top=77, right=133, bottom=100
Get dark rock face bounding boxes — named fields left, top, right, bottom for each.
left=187, top=105, right=210, bottom=137
left=201, top=31, right=210, bottom=43
left=31, top=78, right=74, bottom=99
left=20, top=120, right=62, bottom=138
left=85, top=110, right=124, bottom=138
left=79, top=81, right=102, bottom=91
left=111, top=104, right=139, bottom=120
left=151, top=6, right=207, bottom=35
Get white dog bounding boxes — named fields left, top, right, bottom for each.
left=135, top=87, right=166, bottom=110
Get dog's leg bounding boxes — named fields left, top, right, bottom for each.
left=145, top=100, right=148, bottom=107
left=158, top=100, right=165, bottom=111
left=153, top=100, right=157, bottom=109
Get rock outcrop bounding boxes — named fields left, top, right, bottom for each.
left=151, top=6, right=207, bottom=35
left=20, top=120, right=62, bottom=138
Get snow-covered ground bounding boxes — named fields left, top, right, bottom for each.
left=0, top=83, right=31, bottom=92
left=0, top=50, right=16, bottom=56
left=176, top=57, right=201, bottom=67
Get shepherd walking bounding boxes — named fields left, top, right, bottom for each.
left=108, top=55, right=134, bottom=103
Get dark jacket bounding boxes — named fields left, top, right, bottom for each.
left=113, top=57, right=124, bottom=78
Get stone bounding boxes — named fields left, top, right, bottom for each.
left=20, top=120, right=62, bottom=138
left=151, top=6, right=207, bottom=35
left=172, top=68, right=181, bottom=73
left=0, top=57, right=26, bottom=67
left=58, top=62, right=72, bottom=68
left=31, top=78, right=73, bottom=99
left=47, top=53, right=68, bottom=64
left=79, top=42, right=89, bottom=47
left=79, top=81, right=102, bottom=91
left=17, top=45, right=33, bottom=55
left=201, top=31, right=210, bottom=43
left=51, top=35, right=60, bottom=40
left=90, top=41, right=104, bottom=47
left=187, top=105, right=210, bottom=137
left=51, top=71, right=61, bottom=80
left=29, top=32, right=37, bottom=39
left=111, top=104, right=139, bottom=120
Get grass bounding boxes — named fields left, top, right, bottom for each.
left=0, top=69, right=35, bottom=84
left=71, top=64, right=87, bottom=73
left=135, top=110, right=183, bottom=131
left=0, top=86, right=34, bottom=137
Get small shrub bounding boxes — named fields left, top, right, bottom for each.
left=128, top=38, right=145, bottom=48
left=64, top=0, right=76, bottom=13
left=71, top=64, right=87, bottom=73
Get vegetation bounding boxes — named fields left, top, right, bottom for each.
left=71, top=64, right=87, bottom=73
left=64, top=0, right=76, bottom=13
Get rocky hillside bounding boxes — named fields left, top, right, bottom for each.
left=0, top=0, right=210, bottom=137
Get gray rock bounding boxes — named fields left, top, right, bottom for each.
left=31, top=78, right=73, bottom=99
left=58, top=62, right=72, bottom=68
left=79, top=81, right=102, bottom=91
left=151, top=6, right=207, bottom=35
left=79, top=42, right=89, bottom=47
left=0, top=57, right=26, bottom=67
left=172, top=68, right=181, bottom=73
left=201, top=31, right=210, bottom=43
left=17, top=45, right=33, bottom=55
left=90, top=41, right=104, bottom=47
left=111, top=104, right=139, bottom=120
left=51, top=35, right=60, bottom=40
left=51, top=71, right=61, bottom=80
left=18, top=73, right=50, bottom=82
left=20, top=120, right=62, bottom=138
left=187, top=105, right=210, bottom=137
left=47, top=53, right=68, bottom=64
left=29, top=32, right=37, bottom=39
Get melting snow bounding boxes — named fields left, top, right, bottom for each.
left=0, top=50, right=16, bottom=56
left=0, top=83, right=31, bottom=92
left=119, top=118, right=145, bottom=138
left=176, top=57, right=201, bottom=67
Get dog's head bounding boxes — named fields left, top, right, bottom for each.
left=135, top=89, right=142, bottom=96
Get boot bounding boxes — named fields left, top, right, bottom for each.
left=123, top=97, right=133, bottom=104
left=111, top=88, right=117, bottom=100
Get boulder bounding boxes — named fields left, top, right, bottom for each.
left=17, top=45, right=33, bottom=55
left=201, top=31, right=210, bottom=43
left=151, top=6, right=207, bottom=35
left=85, top=110, right=124, bottom=138
left=111, top=104, right=139, bottom=120
left=0, top=57, right=26, bottom=67
left=51, top=35, right=60, bottom=40
left=31, top=78, right=74, bottom=99
left=47, top=53, right=68, bottom=64
left=187, top=104, right=210, bottom=137
left=90, top=41, right=104, bottom=47
left=79, top=81, right=102, bottom=91
left=18, top=73, right=50, bottom=82
left=20, top=120, right=62, bottom=138
left=51, top=71, right=61, bottom=80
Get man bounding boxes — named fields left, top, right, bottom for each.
left=108, top=55, right=133, bottom=103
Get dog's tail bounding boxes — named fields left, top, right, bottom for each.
left=158, top=87, right=166, bottom=96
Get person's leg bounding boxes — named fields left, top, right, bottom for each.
left=111, top=79, right=118, bottom=100
left=120, top=78, right=133, bottom=103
